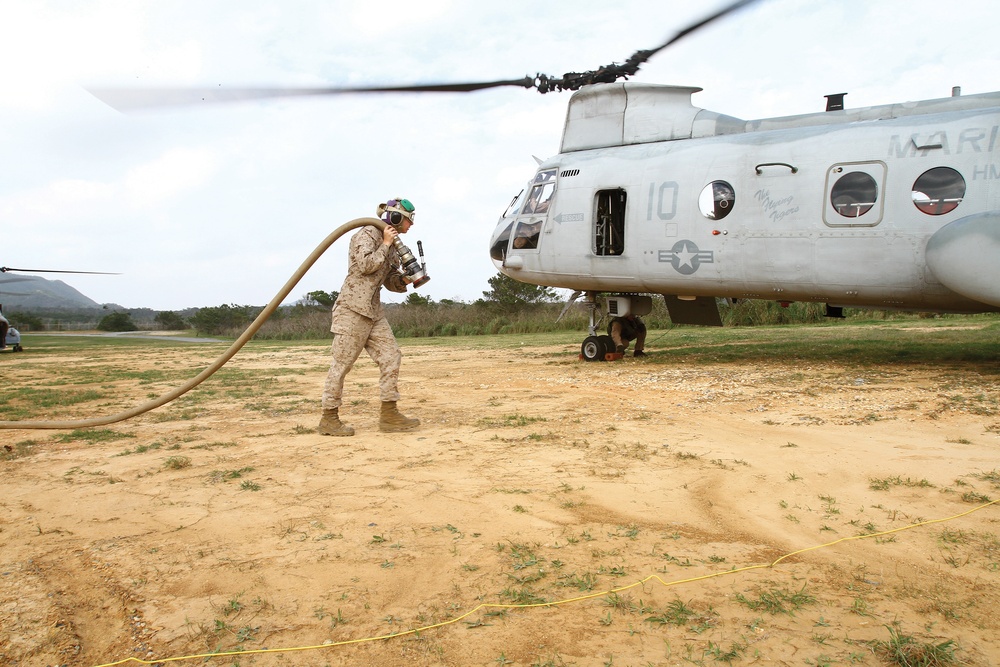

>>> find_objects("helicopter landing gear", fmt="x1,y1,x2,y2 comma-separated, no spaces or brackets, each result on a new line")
579,293,616,361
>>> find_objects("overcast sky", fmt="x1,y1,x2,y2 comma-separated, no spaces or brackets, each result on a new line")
1,0,997,311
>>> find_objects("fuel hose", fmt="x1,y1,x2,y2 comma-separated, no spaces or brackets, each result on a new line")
0,217,386,431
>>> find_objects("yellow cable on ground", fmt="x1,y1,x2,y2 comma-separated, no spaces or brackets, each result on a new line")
90,498,998,667
0,217,385,431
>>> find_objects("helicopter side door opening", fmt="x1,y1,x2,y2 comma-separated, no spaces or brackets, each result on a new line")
594,188,626,256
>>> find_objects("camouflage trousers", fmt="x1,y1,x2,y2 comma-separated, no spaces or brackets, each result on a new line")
321,308,402,410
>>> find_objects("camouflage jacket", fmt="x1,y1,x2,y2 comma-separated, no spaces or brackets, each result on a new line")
333,225,407,321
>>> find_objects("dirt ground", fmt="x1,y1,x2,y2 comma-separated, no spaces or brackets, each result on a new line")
1,332,998,667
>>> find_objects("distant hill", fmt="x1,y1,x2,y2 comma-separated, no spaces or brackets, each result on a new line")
0,274,103,310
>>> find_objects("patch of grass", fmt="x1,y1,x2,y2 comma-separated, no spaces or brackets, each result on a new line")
208,467,255,483
0,387,106,418
477,414,547,428
705,639,747,663
115,441,163,456
163,455,192,470
646,599,696,627
602,592,636,613
735,585,816,616
55,428,136,443
557,572,596,591
191,441,240,450
872,625,958,666
869,475,934,491
499,586,546,605
960,490,992,504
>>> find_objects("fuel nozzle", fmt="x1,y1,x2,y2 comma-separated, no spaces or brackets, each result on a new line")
391,235,430,288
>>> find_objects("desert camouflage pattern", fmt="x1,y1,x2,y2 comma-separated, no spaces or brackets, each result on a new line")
322,225,408,410
322,308,401,409
331,226,407,322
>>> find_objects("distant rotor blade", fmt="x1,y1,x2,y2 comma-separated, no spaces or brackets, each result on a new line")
87,77,535,111
0,266,120,275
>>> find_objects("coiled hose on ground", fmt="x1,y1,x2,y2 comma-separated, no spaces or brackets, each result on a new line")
0,217,385,431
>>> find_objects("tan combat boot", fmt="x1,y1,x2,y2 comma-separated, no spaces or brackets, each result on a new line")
317,408,354,436
379,401,420,432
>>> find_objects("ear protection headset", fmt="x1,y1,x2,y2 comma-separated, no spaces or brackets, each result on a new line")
377,198,416,227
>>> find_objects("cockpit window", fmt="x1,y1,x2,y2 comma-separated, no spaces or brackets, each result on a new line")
512,221,541,250
523,182,554,215
523,169,557,215
533,168,556,185
502,189,526,219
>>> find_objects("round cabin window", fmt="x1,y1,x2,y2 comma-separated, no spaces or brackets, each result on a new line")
830,171,878,218
912,167,965,215
698,181,735,220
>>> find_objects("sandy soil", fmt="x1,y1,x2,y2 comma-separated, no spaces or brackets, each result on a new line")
0,334,998,667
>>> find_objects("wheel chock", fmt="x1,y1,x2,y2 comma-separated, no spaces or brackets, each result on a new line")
604,352,624,361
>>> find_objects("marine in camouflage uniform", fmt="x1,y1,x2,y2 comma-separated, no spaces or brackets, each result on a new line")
318,198,422,436
609,314,646,357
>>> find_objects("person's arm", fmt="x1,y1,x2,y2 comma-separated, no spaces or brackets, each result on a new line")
351,228,392,276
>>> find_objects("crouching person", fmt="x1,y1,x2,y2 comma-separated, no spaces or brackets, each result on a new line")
609,313,646,357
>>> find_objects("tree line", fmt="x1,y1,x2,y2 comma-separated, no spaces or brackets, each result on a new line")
9,273,950,338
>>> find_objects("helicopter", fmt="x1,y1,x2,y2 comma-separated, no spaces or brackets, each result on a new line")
0,304,20,352
0,266,120,353
79,0,998,358
489,82,1000,359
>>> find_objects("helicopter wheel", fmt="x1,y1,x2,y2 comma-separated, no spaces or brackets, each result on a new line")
597,335,616,357
14,344,22,352
581,336,605,362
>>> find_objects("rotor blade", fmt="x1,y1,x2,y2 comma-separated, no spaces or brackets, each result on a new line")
530,0,764,92
87,77,535,111
643,0,760,62
0,266,120,275
87,0,761,112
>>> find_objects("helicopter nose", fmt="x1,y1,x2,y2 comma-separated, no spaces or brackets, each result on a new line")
489,220,514,263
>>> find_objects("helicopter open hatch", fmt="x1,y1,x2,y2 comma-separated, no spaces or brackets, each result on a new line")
595,189,626,256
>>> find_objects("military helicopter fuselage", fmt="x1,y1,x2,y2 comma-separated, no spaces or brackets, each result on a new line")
490,83,1000,354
